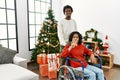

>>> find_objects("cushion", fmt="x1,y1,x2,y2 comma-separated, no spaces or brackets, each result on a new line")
0,64,39,80
69,66,84,78
0,47,17,64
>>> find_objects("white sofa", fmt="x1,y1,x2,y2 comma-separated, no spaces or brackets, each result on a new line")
13,55,27,68
0,55,39,80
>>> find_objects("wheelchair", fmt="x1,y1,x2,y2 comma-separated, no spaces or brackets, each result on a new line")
58,55,106,80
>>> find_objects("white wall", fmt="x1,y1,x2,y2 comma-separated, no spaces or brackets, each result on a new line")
52,0,62,21
58,0,120,65
16,0,31,62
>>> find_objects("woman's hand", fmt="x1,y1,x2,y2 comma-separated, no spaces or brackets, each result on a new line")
90,54,97,63
68,38,78,51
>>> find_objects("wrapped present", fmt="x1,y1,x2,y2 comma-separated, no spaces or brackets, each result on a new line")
37,54,48,64
48,54,57,71
39,64,48,76
37,55,43,64
48,70,57,79
56,53,60,70
48,54,57,79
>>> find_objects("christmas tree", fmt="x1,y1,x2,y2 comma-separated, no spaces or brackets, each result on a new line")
31,9,60,61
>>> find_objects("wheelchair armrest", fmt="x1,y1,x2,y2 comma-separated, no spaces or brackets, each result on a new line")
66,57,82,62
66,57,84,71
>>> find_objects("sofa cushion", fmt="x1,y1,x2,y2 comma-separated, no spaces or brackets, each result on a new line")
0,64,39,80
0,47,17,64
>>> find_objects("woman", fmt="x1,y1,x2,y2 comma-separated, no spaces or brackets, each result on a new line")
62,31,104,80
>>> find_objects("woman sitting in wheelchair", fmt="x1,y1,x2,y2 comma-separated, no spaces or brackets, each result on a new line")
61,31,104,80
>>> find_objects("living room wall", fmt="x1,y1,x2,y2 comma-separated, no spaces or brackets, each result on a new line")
16,0,30,61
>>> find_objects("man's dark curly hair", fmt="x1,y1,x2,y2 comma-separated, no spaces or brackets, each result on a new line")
63,5,73,14
69,31,82,44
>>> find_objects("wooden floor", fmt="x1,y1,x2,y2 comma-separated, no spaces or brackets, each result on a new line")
27,62,120,80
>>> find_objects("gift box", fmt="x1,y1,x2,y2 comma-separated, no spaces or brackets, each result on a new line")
48,70,57,79
39,64,48,76
56,53,60,70
48,54,57,79
37,55,43,64
37,54,48,64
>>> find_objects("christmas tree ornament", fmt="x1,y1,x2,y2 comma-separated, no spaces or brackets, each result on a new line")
42,49,45,53
40,40,44,43
42,29,45,32
54,24,57,29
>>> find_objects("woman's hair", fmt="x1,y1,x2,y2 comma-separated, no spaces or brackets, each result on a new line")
63,5,73,14
69,31,82,44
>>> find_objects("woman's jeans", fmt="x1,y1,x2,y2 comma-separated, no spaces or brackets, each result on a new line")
76,65,104,80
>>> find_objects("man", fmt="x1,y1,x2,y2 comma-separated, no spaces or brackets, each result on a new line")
57,5,77,65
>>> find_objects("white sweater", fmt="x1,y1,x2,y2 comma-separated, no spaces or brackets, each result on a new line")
57,18,77,46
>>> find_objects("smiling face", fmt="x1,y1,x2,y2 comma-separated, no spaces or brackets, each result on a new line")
64,8,72,18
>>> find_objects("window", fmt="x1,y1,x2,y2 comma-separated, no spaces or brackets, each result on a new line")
27,0,51,50
0,0,18,51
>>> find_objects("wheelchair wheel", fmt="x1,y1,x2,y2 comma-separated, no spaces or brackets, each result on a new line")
58,65,76,80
